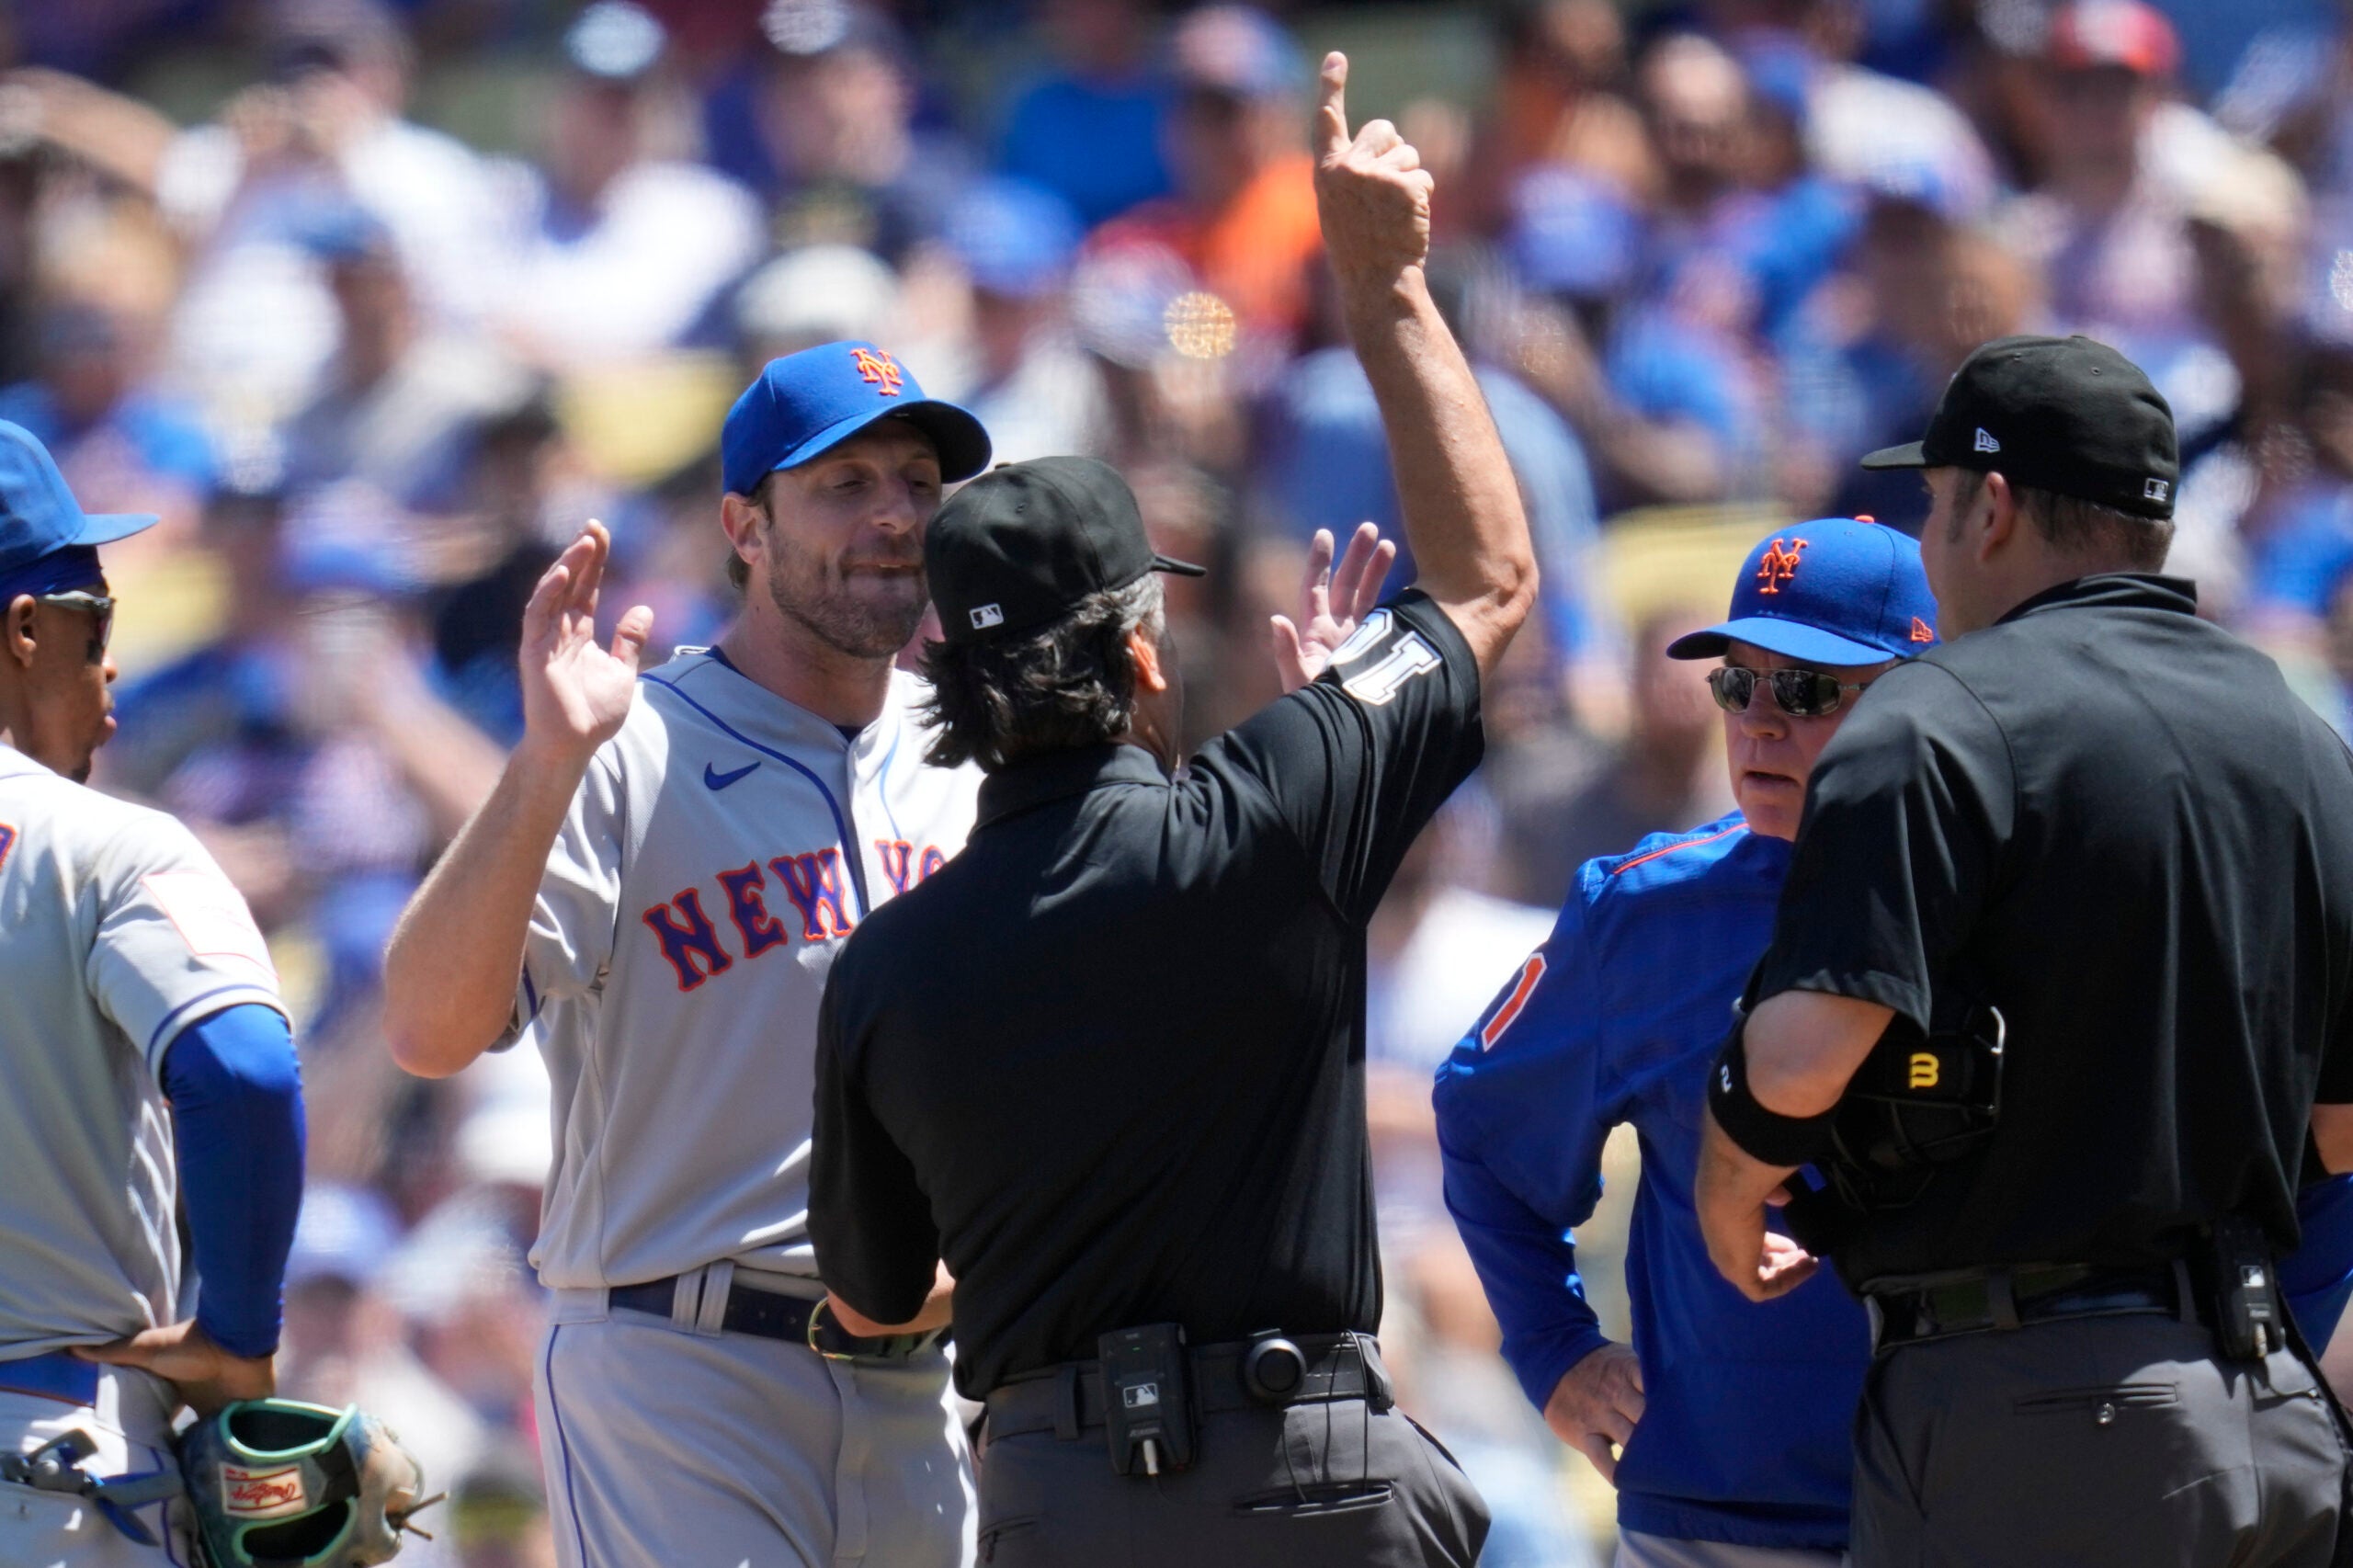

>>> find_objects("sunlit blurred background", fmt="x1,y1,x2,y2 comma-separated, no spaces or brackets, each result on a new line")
15,0,2353,1558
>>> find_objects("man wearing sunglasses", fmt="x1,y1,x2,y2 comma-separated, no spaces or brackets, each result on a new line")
1438,513,2353,1567
1433,517,1921,1568
0,419,305,1562
1696,335,2353,1565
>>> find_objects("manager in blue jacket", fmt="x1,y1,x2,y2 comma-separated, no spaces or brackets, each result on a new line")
1436,517,2353,1568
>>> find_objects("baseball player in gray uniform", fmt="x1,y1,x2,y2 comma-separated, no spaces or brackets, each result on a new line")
0,420,305,1563
381,343,997,1568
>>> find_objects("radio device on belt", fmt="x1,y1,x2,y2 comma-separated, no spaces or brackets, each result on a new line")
2197,1214,2284,1361
1099,1324,1197,1477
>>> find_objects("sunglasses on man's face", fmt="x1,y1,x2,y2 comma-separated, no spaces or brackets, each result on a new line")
1707,664,1871,719
34,590,115,663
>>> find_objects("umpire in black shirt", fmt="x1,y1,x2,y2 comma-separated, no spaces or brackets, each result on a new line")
805,52,1527,1568
1695,333,2353,1566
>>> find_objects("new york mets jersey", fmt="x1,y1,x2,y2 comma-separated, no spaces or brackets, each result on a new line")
0,740,285,1356
512,649,980,1291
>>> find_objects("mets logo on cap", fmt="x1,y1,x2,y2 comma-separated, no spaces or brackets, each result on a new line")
1756,538,1809,595
850,347,904,396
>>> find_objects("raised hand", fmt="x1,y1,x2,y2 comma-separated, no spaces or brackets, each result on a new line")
1313,51,1435,290
1270,522,1398,693
518,521,654,767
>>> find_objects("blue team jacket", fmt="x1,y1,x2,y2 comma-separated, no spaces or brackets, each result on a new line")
1435,812,2353,1552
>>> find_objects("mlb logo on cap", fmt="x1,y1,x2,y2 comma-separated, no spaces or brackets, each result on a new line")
970,604,1005,631
1665,517,1938,665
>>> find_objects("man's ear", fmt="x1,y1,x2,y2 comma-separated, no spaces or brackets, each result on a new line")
1126,624,1169,694
4,595,35,670
1975,471,2019,563
720,492,766,575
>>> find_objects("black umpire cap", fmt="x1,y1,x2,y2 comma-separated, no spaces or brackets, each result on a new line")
1861,335,2179,520
926,457,1205,644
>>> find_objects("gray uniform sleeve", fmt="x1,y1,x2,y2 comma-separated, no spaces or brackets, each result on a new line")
506,747,628,1040
85,815,286,1077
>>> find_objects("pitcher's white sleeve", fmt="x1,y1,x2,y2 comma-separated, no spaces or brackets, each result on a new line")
83,812,286,1078
506,747,628,1040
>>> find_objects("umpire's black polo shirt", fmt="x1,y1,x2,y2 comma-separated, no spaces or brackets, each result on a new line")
810,591,1482,1398
1755,574,2353,1290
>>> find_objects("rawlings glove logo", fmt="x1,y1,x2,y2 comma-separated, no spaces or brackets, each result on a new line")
222,1462,308,1519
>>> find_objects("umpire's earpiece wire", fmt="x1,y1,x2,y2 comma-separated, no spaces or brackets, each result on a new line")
1358,1338,1371,1494
1322,1357,1336,1490
1280,1409,1310,1504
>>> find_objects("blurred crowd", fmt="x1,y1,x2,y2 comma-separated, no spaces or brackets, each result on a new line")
14,0,2353,1559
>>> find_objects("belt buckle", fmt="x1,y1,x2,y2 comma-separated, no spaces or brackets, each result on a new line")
805,1297,929,1360
805,1296,860,1362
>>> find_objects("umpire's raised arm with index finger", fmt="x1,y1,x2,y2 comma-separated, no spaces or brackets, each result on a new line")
805,50,1531,1568
1309,51,1536,680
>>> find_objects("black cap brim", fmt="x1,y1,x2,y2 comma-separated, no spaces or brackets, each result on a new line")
1151,552,1206,578
1858,440,1928,470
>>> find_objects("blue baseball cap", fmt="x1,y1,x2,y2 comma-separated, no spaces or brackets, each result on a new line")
1507,167,1643,301
1666,517,1938,665
1171,5,1308,99
947,177,1084,300
720,342,990,497
0,420,156,599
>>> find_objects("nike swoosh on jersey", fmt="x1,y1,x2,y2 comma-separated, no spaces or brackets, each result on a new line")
704,760,761,790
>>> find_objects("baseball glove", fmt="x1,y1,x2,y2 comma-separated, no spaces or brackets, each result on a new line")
179,1398,438,1568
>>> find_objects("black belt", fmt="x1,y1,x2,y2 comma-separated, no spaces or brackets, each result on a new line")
1865,1263,2192,1351
984,1333,1391,1441
608,1275,934,1358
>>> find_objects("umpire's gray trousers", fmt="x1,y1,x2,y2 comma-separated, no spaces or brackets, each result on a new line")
1852,1313,2346,1567
975,1398,1488,1567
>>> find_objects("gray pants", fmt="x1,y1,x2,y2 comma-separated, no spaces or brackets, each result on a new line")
975,1399,1488,1567
1615,1530,1844,1567
1853,1313,2347,1567
536,1291,974,1568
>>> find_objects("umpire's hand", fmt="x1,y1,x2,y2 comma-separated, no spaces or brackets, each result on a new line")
1313,51,1433,290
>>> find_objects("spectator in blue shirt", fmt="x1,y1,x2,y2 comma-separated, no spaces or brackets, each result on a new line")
1436,518,2353,1567
996,0,1174,226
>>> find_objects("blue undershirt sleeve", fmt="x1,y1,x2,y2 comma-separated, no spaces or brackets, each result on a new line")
160,1003,304,1359
1433,893,1623,1414
1439,1120,1608,1411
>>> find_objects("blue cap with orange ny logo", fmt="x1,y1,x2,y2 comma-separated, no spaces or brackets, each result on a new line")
1665,517,1938,665
719,341,992,497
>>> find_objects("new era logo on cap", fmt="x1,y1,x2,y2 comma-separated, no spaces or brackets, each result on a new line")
970,604,1005,631
1974,427,2001,453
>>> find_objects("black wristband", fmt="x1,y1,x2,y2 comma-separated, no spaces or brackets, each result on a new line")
1707,1017,1840,1167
